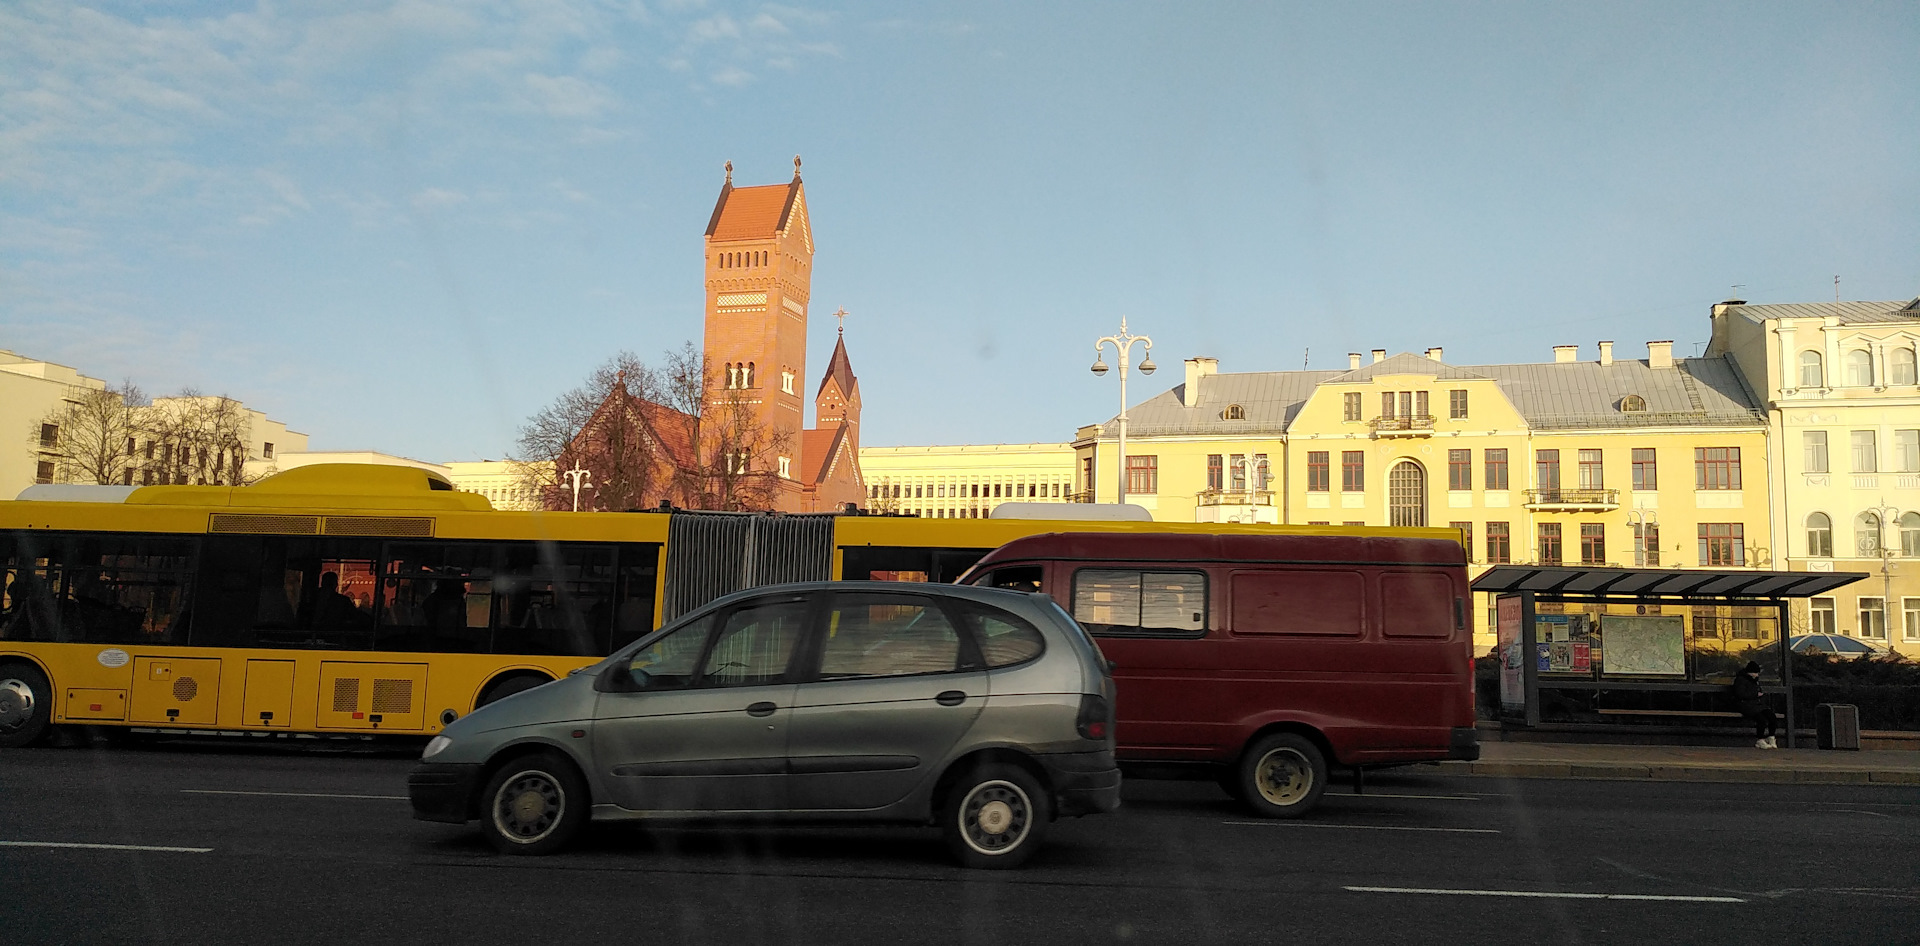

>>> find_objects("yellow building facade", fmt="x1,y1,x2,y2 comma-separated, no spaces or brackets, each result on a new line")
857,443,1077,518
1708,297,1920,655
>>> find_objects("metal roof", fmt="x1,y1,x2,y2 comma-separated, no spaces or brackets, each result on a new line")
1471,565,1869,600
1721,299,1920,326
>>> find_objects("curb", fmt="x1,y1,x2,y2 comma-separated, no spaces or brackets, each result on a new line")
1430,760,1920,785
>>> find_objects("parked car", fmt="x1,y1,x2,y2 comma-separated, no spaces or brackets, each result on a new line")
1789,633,1891,656
409,581,1119,868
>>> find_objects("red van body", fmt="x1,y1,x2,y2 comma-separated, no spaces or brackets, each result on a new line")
958,531,1478,813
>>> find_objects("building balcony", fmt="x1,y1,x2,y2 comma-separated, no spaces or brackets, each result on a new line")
1524,488,1620,511
1196,489,1276,508
1369,414,1435,438
1066,490,1096,504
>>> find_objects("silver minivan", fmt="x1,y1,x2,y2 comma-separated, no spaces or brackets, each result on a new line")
409,581,1119,868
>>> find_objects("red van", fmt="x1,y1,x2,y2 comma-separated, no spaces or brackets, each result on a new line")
958,531,1478,817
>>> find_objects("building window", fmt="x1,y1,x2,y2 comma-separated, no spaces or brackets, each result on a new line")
1631,448,1657,490
1634,523,1661,566
1484,449,1508,490
1127,456,1158,495
1307,452,1330,492
1081,457,1093,492
1580,523,1606,565
1694,447,1741,490
1619,395,1647,412
1447,449,1471,491
1343,393,1362,421
1207,454,1223,491
1535,449,1561,491
1902,512,1920,556
1537,523,1562,565
1803,431,1828,473
1798,350,1824,388
1858,597,1887,640
782,370,795,395
1809,597,1836,633
1415,391,1429,418
1380,392,1395,418
1341,451,1364,492
1388,461,1426,527
1252,453,1272,490
1577,449,1604,490
1449,389,1468,419
39,423,58,448
1849,431,1877,473
1896,430,1919,472
1892,347,1917,385
1698,523,1745,566
1222,404,1246,420
1228,454,1247,492
1486,522,1511,564
1451,521,1474,561
1806,512,1833,558
35,460,55,484
1903,597,1920,642
1845,349,1873,386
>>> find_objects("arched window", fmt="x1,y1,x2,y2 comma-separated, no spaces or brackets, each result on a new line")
1856,512,1883,556
1619,394,1647,412
725,362,737,388
745,362,755,387
1221,404,1246,420
1806,512,1832,558
1902,512,1920,557
1845,349,1874,386
1798,350,1823,388
1388,460,1427,527
1892,347,1917,385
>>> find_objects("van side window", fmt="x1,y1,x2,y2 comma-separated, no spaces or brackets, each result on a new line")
979,565,1043,593
1072,568,1207,638
965,607,1046,667
1231,569,1363,637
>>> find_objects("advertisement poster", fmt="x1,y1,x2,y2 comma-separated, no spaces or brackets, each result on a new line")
1537,613,1596,674
1497,595,1523,709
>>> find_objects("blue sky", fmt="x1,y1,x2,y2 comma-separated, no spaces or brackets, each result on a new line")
4,1,1915,461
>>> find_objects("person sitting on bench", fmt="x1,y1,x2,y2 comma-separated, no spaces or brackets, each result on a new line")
1731,660,1777,749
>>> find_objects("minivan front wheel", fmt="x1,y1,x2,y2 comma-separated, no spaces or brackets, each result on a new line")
1236,733,1327,818
480,752,588,855
942,763,1050,869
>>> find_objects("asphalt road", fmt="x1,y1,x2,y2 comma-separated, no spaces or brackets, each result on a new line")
2,740,1916,946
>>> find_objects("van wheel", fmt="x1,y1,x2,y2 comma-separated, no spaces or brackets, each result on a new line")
942,763,1050,869
1236,733,1327,818
0,663,52,749
480,752,588,855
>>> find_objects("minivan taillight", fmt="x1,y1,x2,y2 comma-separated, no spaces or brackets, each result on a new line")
1076,692,1113,741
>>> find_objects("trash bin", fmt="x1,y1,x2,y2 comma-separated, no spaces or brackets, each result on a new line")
1815,703,1860,751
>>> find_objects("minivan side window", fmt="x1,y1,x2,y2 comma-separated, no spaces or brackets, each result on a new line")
965,607,1046,667
1072,568,1207,638
701,599,808,687
817,594,964,679
626,614,714,689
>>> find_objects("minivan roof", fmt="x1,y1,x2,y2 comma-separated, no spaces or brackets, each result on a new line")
962,531,1467,573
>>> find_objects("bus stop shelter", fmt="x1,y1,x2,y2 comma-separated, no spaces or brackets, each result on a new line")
1471,565,1869,747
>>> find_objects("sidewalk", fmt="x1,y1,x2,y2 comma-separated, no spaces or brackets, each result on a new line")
1432,741,1920,785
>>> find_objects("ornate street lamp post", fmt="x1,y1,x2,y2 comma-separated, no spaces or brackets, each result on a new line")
562,464,592,512
1091,319,1155,503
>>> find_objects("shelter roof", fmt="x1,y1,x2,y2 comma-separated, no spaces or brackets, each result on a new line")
1471,565,1869,600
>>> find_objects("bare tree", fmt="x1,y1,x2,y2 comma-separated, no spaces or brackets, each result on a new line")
144,391,254,486
31,381,147,485
512,352,684,511
660,343,794,511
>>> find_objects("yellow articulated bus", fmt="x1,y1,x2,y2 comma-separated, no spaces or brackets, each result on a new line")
0,464,1452,747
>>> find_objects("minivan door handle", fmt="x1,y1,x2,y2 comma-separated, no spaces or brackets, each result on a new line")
745,701,778,717
935,690,968,706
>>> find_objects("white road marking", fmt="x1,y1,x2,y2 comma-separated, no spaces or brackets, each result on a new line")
1224,821,1498,834
1344,885,1744,903
0,841,211,854
181,789,406,800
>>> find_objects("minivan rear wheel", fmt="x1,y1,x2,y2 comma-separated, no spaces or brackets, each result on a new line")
942,763,1050,869
1235,733,1327,818
479,752,588,855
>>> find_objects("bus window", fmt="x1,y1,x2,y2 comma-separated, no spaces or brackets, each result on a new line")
191,536,378,649
841,546,988,583
0,533,195,645
492,543,616,657
611,550,661,652
379,543,495,653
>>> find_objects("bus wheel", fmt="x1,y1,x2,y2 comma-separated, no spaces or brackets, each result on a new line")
476,673,549,708
1236,733,1327,818
0,663,52,749
480,752,588,855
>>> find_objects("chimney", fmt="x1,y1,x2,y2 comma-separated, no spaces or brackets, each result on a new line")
1425,347,1444,362
1553,345,1578,363
1598,341,1614,366
1647,340,1674,369
1348,352,1362,370
1371,349,1386,364
1182,357,1218,407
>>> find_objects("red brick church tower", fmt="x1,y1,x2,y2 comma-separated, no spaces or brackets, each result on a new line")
702,158,863,511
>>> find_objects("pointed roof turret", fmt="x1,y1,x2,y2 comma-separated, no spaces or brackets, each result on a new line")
817,330,857,401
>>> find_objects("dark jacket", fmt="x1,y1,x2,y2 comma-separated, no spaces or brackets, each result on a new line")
1731,672,1764,708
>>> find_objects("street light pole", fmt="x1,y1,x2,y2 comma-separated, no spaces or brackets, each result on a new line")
1862,500,1902,641
1626,508,1658,567
562,464,592,512
1091,318,1155,503
1231,452,1270,523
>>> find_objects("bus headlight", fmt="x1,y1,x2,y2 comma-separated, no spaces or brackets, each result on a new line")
422,735,453,760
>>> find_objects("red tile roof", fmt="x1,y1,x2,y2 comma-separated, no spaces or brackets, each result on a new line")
706,181,802,241
815,333,857,401
801,423,847,486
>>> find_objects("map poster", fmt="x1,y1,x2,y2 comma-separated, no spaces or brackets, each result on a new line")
1600,614,1687,677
